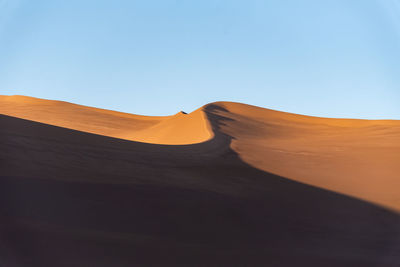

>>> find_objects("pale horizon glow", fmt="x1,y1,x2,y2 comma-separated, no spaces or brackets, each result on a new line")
1,0,399,119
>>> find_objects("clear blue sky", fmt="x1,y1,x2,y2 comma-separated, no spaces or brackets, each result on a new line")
1,0,399,119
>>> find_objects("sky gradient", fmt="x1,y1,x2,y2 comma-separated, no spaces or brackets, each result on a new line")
1,0,399,119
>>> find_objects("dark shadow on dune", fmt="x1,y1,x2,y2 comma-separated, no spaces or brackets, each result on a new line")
0,113,399,267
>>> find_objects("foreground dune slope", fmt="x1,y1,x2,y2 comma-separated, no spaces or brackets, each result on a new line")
1,96,400,266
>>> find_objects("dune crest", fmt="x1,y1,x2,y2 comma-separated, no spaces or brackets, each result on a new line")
124,108,213,145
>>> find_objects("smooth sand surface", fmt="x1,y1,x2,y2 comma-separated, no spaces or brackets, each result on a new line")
1,95,400,266
0,95,212,144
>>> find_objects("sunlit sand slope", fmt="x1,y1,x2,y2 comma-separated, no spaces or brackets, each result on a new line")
0,95,212,145
208,102,400,211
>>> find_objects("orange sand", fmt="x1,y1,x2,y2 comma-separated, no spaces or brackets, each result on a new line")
1,95,399,266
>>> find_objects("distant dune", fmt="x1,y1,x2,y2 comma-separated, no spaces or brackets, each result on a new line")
1,95,399,266
0,95,212,144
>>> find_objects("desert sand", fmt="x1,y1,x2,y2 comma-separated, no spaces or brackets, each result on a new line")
1,95,399,266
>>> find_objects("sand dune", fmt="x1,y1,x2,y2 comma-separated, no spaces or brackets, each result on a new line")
208,102,400,212
125,109,212,144
0,95,212,145
1,95,400,266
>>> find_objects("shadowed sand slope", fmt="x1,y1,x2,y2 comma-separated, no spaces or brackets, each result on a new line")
1,96,400,266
